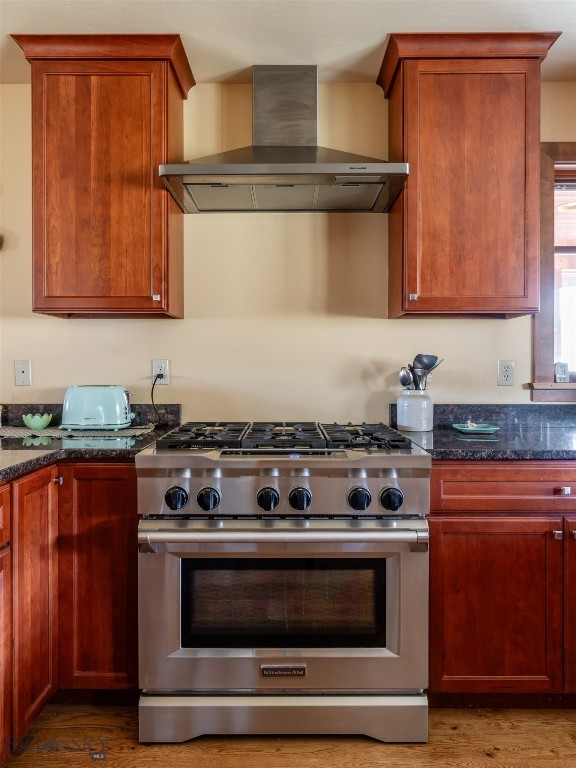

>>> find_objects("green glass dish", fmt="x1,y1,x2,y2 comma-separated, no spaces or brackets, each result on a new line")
452,423,500,434
22,413,53,430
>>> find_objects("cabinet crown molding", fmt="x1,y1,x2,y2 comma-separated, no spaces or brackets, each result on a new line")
378,32,561,96
11,33,195,97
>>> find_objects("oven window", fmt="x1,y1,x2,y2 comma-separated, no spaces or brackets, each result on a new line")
180,558,386,648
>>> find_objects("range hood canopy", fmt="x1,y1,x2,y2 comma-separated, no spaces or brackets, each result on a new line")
160,65,408,214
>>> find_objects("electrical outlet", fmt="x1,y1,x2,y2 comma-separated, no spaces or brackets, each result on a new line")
15,359,32,386
152,359,169,385
497,359,515,386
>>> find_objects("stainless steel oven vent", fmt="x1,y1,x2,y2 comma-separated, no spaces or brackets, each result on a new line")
160,65,408,214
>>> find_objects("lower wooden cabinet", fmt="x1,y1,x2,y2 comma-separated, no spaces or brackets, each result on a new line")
565,515,576,692
0,485,10,765
429,461,576,695
429,514,563,693
0,545,11,766
57,463,138,688
11,466,59,744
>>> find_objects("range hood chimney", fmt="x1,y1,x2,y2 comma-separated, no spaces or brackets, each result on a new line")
160,65,408,213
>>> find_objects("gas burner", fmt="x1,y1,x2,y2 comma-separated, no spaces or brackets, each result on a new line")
155,422,250,449
242,422,327,449
321,422,412,451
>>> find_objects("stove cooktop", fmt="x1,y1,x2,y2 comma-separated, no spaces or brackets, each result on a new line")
155,422,412,452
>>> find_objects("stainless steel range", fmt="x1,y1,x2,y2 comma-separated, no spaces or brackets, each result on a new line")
136,422,431,743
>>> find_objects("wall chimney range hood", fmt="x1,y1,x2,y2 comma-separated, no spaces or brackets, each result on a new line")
160,65,408,213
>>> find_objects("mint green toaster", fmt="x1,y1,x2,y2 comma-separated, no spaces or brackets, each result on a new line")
60,385,134,430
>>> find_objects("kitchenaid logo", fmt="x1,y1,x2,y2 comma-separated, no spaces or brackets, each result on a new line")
261,665,307,678
349,166,367,170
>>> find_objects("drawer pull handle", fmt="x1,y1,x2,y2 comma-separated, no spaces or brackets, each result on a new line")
556,486,572,495
553,530,564,540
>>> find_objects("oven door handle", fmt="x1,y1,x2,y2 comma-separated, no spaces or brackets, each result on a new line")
138,528,429,547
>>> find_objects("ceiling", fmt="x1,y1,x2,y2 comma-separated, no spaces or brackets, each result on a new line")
1,0,575,85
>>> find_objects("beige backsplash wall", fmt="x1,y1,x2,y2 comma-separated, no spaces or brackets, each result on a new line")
1,81,575,421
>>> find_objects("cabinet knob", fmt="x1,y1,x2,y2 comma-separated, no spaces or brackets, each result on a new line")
409,293,419,301
53,476,64,485
556,486,572,495
553,530,564,540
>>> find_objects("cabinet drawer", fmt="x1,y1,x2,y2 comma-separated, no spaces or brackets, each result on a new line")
431,461,576,512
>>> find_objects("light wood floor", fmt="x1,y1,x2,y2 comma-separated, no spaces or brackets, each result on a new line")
5,705,576,767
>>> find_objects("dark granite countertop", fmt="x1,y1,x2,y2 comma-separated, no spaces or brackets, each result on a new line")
390,403,576,461
404,425,576,460
0,403,180,483
4,403,576,483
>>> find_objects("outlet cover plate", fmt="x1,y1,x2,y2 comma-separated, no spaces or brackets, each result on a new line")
152,359,169,385
497,359,515,386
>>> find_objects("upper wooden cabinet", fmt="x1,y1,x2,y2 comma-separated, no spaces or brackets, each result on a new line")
12,35,194,317
378,33,560,317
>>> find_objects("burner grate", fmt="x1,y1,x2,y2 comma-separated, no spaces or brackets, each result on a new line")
321,422,412,450
242,422,328,449
155,422,249,449
154,421,412,451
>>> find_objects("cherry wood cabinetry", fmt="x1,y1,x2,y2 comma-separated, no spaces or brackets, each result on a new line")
429,461,576,694
11,466,59,744
12,35,194,317
57,463,138,688
0,485,11,765
378,33,559,317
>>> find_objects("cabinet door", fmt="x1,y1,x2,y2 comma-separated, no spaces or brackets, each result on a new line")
12,466,59,743
0,485,11,764
58,464,138,688
30,59,183,317
0,545,11,765
399,58,541,316
429,515,563,693
565,515,576,692
0,483,9,547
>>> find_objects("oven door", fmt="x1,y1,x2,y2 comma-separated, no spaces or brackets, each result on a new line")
138,520,428,694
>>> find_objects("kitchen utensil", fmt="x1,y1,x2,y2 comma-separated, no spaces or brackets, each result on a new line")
22,413,52,430
411,367,428,390
412,358,444,390
399,367,414,388
426,358,444,373
407,364,419,388
413,354,439,370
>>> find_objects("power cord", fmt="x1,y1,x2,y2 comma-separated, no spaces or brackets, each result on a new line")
151,371,165,427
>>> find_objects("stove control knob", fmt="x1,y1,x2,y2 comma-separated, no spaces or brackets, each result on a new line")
164,486,189,510
257,487,280,512
348,486,372,511
379,487,404,511
197,487,221,511
289,487,312,511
